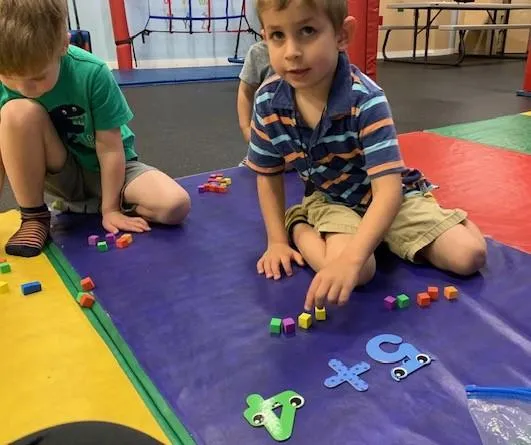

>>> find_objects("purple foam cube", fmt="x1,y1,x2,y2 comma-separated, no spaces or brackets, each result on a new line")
282,317,296,334
88,235,99,246
384,296,397,310
105,233,116,244
198,185,206,193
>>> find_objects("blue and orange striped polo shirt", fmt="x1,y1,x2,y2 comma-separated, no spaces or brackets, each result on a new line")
246,52,406,209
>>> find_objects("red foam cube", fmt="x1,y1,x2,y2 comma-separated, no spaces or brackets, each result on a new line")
417,292,431,307
427,286,439,300
79,293,95,308
80,277,95,291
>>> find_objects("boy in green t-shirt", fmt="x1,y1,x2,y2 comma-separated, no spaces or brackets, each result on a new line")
0,0,191,257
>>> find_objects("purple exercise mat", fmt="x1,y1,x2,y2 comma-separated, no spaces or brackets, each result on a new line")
51,167,531,445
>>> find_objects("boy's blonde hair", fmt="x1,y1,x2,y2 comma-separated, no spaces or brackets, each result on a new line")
256,0,348,32
0,0,68,76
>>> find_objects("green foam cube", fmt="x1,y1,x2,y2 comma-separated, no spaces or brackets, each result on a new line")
0,263,11,273
270,317,282,335
396,294,410,309
97,241,108,252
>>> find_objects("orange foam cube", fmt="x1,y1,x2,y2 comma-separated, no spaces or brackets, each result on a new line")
122,234,133,243
444,286,459,300
427,286,439,300
116,238,129,249
80,277,95,291
417,292,431,307
79,293,95,308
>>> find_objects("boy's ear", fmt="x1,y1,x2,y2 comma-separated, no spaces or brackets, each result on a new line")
62,32,70,54
337,16,356,51
260,28,266,40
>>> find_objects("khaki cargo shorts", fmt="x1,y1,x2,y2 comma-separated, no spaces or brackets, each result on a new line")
44,151,156,213
285,191,467,262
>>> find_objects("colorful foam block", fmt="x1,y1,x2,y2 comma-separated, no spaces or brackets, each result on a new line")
427,286,439,300
198,185,206,193
116,234,133,248
122,234,133,244
0,258,6,263
116,238,128,249
0,263,11,274
80,277,95,291
383,296,396,310
97,241,108,252
0,281,9,294
444,286,459,300
21,281,42,295
298,313,312,329
282,317,296,334
416,292,431,307
396,294,410,309
77,292,95,308
315,307,326,321
88,235,99,246
270,317,282,335
105,233,116,244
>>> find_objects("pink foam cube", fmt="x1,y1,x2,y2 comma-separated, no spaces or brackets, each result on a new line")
88,235,99,246
282,317,296,334
105,233,116,244
384,296,397,310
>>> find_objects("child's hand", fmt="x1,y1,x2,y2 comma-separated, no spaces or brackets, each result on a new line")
304,257,361,310
102,211,151,234
257,242,305,280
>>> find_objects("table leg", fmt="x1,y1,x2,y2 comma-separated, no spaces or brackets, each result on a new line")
489,10,498,56
424,8,432,61
413,9,419,60
500,9,511,55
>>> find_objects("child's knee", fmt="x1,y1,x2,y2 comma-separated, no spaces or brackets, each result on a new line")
358,255,376,285
0,99,47,131
157,188,191,225
450,240,487,276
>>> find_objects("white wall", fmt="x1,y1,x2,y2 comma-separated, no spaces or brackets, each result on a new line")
68,0,261,68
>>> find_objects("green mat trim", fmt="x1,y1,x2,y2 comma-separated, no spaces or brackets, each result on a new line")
427,114,531,155
45,242,196,445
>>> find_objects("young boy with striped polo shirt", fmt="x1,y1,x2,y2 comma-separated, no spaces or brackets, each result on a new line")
246,0,487,310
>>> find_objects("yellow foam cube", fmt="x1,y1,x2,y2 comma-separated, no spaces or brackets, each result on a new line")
0,281,8,294
298,312,312,329
315,306,326,321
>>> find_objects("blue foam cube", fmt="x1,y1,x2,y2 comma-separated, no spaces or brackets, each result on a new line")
21,281,42,295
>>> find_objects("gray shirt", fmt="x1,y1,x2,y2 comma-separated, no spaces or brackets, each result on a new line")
239,40,275,86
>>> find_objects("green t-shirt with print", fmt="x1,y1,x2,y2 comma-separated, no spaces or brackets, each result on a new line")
0,45,137,171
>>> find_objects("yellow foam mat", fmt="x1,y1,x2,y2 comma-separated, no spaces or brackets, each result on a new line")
0,210,168,444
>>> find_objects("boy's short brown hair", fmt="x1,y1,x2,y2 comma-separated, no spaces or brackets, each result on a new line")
0,0,68,76
256,0,348,32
